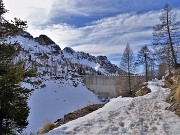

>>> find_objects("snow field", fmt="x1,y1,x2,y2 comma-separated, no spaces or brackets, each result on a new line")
24,80,102,133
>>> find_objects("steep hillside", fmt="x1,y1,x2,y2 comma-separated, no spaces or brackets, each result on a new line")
165,69,180,116
7,31,119,86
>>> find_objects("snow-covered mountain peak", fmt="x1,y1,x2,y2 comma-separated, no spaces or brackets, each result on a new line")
5,31,120,87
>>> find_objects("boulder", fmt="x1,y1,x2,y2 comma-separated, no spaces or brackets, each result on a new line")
135,86,151,96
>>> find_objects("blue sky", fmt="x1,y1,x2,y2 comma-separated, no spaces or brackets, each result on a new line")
4,0,180,66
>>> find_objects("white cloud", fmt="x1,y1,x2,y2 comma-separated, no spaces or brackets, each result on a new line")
4,0,180,27
3,0,180,65
4,0,53,25
50,0,121,17
28,11,165,57
3,0,122,26
28,24,83,49
28,8,180,62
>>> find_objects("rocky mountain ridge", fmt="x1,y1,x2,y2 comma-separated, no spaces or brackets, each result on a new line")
7,31,119,87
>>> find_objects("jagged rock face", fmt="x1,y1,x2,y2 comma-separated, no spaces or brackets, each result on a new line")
63,47,119,75
20,31,33,39
19,31,121,75
34,34,61,55
35,35,55,45
97,56,119,74
63,47,75,54
51,44,61,55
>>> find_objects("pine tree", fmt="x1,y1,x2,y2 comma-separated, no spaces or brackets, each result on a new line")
0,43,36,134
153,4,180,69
120,43,136,95
0,0,36,134
136,45,152,82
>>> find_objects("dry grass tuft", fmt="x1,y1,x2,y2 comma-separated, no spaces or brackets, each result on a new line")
165,69,180,117
174,85,180,103
55,104,104,126
39,122,56,134
163,80,172,88
175,109,180,116
166,90,176,103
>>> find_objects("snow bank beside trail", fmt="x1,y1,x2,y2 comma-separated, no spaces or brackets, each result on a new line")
46,79,180,135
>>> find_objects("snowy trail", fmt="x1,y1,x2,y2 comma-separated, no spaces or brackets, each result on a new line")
46,80,180,135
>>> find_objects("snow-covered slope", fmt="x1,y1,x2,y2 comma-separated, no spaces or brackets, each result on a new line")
5,32,121,133
63,47,119,75
25,80,101,133
46,79,180,135
7,32,119,82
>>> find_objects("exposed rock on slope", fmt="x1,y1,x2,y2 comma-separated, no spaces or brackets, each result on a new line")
135,86,151,96
35,34,55,45
63,47,119,75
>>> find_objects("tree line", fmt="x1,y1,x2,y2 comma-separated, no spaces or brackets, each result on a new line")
120,4,180,96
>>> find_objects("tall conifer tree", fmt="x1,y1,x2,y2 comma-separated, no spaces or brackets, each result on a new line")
0,0,36,134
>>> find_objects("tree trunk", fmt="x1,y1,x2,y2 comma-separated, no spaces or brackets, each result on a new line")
128,61,132,95
145,53,148,82
0,108,3,133
166,9,177,67
128,71,132,95
167,26,177,67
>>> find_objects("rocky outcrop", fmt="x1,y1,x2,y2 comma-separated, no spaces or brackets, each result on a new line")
63,47,119,75
20,31,33,39
63,47,75,54
97,56,118,74
135,87,151,96
34,35,61,55
35,34,55,45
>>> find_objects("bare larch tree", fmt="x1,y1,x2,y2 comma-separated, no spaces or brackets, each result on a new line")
153,4,180,70
136,45,153,82
120,43,136,95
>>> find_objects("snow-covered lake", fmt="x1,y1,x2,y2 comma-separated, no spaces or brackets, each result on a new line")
24,80,101,134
